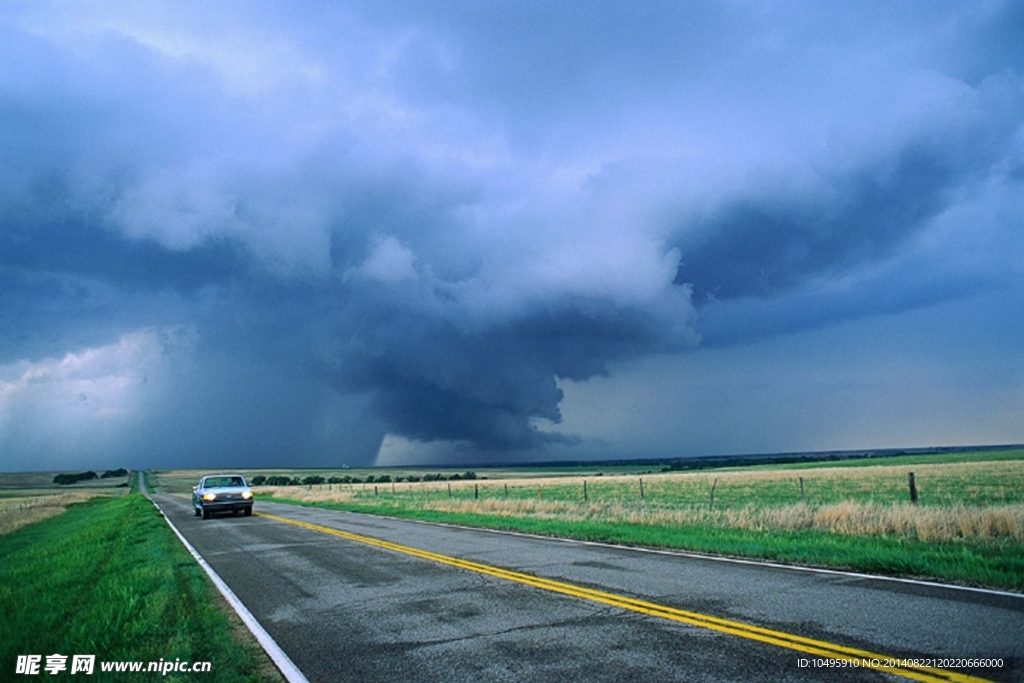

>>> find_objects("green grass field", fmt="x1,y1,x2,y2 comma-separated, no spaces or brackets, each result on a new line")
150,447,1024,592
0,491,281,682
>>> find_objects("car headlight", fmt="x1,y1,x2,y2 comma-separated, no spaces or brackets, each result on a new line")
202,493,217,501
242,491,253,499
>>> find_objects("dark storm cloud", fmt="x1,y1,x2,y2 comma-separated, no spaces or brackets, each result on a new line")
322,282,695,449
1,1,1022,470
677,144,958,301
1,218,249,296
674,67,1024,342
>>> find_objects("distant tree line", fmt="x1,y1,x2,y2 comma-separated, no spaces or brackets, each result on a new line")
53,468,129,485
249,471,478,486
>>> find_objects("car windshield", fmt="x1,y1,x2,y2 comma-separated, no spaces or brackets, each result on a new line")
204,476,244,488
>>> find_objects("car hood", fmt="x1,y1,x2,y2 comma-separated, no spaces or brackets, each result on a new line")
199,486,251,495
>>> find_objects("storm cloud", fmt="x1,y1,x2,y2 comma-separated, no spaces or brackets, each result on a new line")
1,1,1022,470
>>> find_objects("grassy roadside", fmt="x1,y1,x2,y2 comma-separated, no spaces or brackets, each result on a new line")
0,491,119,535
0,493,282,682
244,452,1024,593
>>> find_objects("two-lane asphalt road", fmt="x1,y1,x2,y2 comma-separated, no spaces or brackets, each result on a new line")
147,488,1023,682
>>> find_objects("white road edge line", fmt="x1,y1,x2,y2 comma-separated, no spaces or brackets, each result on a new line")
263,501,1024,602
142,481,309,683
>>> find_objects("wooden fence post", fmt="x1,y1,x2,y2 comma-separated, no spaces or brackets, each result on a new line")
584,480,588,502
474,484,479,500
448,483,452,498
799,477,805,504
504,483,508,498
639,478,645,501
710,478,718,510
908,472,918,505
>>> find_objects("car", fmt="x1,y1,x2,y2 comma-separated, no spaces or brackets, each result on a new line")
192,474,254,519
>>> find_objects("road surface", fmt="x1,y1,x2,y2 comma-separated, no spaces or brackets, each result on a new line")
145,483,1023,682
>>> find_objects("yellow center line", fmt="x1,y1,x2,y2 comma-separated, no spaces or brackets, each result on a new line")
255,511,994,683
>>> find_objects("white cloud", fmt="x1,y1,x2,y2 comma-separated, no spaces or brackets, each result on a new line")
0,327,197,465
11,0,325,97
349,235,418,284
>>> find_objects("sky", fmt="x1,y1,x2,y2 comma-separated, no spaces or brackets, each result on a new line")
1,1,1022,472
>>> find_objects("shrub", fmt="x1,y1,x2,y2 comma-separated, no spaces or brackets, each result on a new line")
52,472,98,486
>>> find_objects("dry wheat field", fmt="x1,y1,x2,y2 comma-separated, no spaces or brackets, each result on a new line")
0,472,129,536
